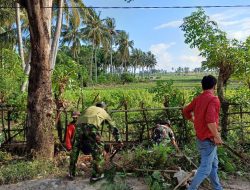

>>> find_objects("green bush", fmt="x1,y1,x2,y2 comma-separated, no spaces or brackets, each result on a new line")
145,171,171,190
97,74,121,84
217,147,237,173
121,73,136,84
0,160,59,185
0,49,25,105
0,151,12,162
123,144,175,170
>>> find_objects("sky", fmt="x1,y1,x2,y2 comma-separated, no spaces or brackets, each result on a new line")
84,0,250,71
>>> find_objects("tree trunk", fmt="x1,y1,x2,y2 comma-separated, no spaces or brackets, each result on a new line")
16,2,25,70
95,47,98,83
25,0,54,159
50,0,63,70
90,44,94,81
20,54,31,92
110,37,113,74
217,63,233,140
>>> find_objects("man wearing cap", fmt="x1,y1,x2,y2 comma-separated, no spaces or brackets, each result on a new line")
65,111,80,151
69,102,123,182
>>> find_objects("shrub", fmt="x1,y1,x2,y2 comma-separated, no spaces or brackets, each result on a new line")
0,160,59,185
145,171,171,190
0,151,12,162
122,144,175,170
121,73,135,84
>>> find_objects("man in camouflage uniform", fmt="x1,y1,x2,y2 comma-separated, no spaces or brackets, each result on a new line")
69,102,123,182
152,121,180,152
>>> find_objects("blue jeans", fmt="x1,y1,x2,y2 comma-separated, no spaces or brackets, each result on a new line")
188,139,223,190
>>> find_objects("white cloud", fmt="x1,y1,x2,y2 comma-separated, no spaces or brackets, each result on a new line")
210,9,250,41
149,43,175,70
154,20,182,30
210,9,250,23
178,55,204,69
228,29,250,40
149,43,204,71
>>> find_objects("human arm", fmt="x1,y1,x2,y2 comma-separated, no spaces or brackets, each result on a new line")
167,128,180,152
182,100,196,122
171,139,180,153
207,123,223,145
104,113,123,143
206,98,223,145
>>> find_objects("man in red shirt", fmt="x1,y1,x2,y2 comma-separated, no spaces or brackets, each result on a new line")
65,111,80,151
183,75,223,190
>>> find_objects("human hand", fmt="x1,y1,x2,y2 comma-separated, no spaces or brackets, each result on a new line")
96,135,101,143
116,141,124,149
213,136,223,145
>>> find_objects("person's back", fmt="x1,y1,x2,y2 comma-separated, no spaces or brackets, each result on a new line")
183,75,223,190
69,102,122,182
153,123,174,144
77,105,114,129
153,124,164,144
184,90,220,141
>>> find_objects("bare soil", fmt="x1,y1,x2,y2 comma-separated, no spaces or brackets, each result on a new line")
0,177,147,190
0,175,249,190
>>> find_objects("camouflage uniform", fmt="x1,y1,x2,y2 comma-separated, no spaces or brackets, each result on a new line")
69,106,121,178
153,124,175,145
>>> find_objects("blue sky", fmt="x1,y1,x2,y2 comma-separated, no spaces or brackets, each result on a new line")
84,0,250,71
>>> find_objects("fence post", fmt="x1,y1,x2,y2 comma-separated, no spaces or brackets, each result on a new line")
124,101,129,142
141,102,150,141
1,109,7,141
240,105,244,143
221,101,229,140
7,110,11,143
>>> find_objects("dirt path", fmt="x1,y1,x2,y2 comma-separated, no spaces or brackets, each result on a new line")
221,176,250,190
0,177,147,190
0,176,249,190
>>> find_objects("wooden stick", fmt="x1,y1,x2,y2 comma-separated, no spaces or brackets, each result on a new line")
223,143,249,164
173,171,194,190
179,151,198,168
223,143,244,159
111,161,179,173
134,168,179,173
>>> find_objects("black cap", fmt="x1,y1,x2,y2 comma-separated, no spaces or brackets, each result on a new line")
96,101,107,108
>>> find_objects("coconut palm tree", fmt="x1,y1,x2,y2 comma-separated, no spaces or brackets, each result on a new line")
130,48,143,76
145,51,157,75
115,31,134,73
61,20,84,59
82,9,110,82
51,0,92,69
104,17,117,74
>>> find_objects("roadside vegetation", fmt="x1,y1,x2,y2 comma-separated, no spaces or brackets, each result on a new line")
0,1,249,189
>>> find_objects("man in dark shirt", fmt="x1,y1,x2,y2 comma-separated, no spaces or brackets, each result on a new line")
183,75,223,190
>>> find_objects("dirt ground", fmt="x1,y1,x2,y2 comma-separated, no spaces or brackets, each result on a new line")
0,175,249,190
0,177,147,190
221,176,250,190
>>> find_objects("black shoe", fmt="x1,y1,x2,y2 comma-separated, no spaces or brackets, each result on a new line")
90,174,105,183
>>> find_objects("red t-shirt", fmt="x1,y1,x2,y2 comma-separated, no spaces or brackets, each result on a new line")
183,90,220,140
65,123,76,151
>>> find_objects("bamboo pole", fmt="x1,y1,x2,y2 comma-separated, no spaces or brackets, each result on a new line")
141,102,150,141
124,101,129,142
